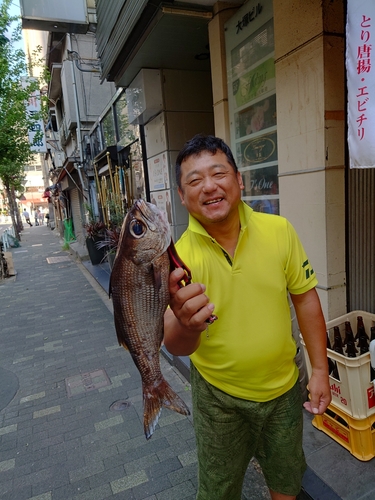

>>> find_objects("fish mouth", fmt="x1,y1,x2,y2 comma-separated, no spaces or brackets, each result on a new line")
134,199,158,231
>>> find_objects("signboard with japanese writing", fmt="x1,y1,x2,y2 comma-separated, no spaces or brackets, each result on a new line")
147,152,170,191
22,77,47,153
347,0,375,168
150,190,173,225
225,0,279,214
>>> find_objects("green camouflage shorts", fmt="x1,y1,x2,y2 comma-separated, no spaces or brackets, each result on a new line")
191,364,306,499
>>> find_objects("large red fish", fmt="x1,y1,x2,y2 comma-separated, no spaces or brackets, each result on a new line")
109,199,190,439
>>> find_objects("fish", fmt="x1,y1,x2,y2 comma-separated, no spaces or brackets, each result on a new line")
109,199,191,439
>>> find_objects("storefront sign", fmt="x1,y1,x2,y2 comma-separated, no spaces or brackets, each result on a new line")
235,3,263,34
147,152,170,191
233,58,275,107
150,190,173,225
241,132,277,164
225,0,278,214
347,0,375,168
22,78,47,153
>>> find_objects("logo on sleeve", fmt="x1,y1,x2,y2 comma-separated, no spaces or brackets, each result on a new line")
302,259,315,280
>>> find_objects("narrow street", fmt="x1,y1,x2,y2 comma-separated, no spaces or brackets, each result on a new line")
0,224,374,500
0,225,273,500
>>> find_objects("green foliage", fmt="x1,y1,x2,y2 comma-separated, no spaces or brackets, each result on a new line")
0,0,48,192
107,198,125,228
83,202,107,239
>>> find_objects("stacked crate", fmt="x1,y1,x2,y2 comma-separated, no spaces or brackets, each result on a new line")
301,310,375,461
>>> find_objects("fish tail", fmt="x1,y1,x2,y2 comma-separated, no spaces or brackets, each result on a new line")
143,379,190,439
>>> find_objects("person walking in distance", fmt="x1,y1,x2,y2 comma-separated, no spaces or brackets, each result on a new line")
38,210,44,226
34,209,39,226
22,209,33,227
164,135,331,500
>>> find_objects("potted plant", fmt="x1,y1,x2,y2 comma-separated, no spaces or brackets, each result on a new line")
83,204,108,265
84,220,108,265
96,226,121,270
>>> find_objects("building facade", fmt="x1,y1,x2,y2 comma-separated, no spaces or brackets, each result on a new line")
20,0,375,323
93,0,350,322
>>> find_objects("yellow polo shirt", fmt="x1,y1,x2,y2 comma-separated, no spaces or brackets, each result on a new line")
175,201,318,402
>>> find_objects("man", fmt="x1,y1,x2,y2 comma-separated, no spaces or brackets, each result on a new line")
34,209,39,226
164,135,331,500
22,208,33,227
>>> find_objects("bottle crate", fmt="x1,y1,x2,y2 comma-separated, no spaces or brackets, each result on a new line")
312,403,375,461
300,310,375,419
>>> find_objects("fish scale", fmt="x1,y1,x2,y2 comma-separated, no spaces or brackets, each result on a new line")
110,199,190,439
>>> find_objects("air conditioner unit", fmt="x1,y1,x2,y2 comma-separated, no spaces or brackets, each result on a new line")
54,152,65,168
126,69,163,125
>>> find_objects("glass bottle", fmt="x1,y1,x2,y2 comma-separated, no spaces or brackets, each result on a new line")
370,326,375,342
326,332,335,374
355,315,368,341
343,321,356,347
358,331,369,354
346,340,357,358
332,326,344,355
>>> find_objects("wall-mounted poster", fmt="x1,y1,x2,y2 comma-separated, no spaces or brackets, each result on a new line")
225,0,279,214
150,190,173,225
148,152,170,191
235,94,277,139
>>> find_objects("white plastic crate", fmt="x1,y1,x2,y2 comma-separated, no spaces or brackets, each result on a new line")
301,310,375,419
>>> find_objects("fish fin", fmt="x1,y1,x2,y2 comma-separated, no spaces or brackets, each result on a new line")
143,379,190,440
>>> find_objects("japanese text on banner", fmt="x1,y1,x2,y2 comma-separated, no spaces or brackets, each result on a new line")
347,0,375,168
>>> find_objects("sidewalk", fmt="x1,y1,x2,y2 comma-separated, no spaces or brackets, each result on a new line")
0,225,373,500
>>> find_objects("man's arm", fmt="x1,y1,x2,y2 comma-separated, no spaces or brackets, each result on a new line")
290,288,332,415
163,268,215,356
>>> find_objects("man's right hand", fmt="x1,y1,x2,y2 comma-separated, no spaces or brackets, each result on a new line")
163,269,215,356
169,268,215,331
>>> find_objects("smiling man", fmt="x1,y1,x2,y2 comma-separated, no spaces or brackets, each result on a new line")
164,135,331,500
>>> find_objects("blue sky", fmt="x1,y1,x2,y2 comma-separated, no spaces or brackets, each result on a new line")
8,0,20,16
5,0,24,51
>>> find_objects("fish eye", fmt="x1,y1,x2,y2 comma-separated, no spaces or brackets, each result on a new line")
130,219,146,238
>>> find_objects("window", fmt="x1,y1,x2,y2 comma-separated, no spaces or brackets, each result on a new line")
101,108,116,148
114,93,136,145
226,4,279,214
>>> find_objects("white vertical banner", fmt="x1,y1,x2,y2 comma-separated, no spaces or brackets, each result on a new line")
347,0,375,168
22,77,47,153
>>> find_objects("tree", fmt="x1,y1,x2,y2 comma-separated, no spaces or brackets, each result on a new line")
0,0,47,239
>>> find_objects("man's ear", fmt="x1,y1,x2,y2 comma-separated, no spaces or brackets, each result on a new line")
237,171,245,190
177,187,185,205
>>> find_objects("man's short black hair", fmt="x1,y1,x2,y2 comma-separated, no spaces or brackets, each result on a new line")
175,134,238,188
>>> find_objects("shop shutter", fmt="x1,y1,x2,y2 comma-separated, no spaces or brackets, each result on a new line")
347,168,375,313
70,188,84,242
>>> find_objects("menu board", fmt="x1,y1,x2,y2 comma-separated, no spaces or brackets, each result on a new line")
150,190,173,225
147,152,170,192
225,1,279,214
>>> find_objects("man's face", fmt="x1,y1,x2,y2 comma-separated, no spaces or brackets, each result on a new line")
178,150,244,229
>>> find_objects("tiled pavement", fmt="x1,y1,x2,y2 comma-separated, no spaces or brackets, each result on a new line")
0,225,271,500
0,225,198,500
0,224,374,500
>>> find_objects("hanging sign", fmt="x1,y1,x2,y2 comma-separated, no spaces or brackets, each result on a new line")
347,0,375,168
22,77,47,153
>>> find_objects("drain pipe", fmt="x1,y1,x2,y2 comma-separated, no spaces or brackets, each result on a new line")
67,34,84,167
